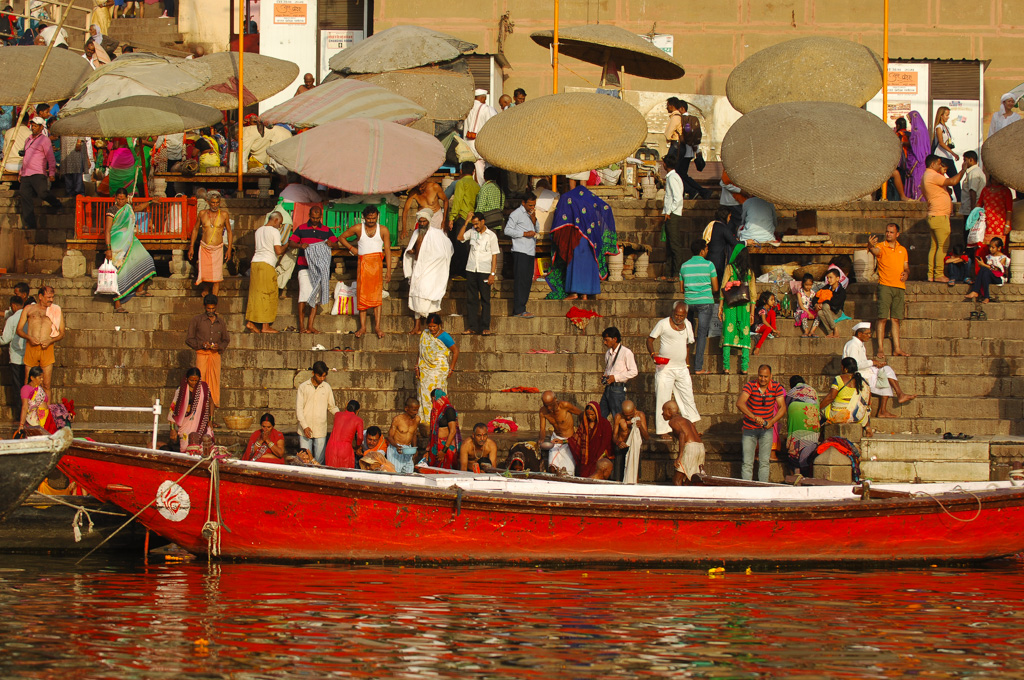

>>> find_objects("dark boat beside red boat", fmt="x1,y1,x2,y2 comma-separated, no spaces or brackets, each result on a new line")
58,438,1024,565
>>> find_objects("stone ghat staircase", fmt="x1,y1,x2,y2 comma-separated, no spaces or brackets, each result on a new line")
1,274,1021,482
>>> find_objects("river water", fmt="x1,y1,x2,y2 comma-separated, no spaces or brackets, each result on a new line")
2,556,1024,678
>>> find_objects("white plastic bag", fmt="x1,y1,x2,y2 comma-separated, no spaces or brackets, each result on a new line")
96,259,119,295
331,281,357,315
164,203,183,236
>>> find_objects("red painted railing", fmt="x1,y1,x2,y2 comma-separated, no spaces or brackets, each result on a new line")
74,196,198,241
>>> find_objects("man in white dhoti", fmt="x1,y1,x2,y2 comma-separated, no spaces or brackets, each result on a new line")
664,401,705,485
404,208,453,334
647,301,701,437
613,400,648,484
537,391,582,476
464,89,496,184
843,322,917,419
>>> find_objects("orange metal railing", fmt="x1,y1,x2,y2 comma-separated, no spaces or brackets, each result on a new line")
74,196,198,241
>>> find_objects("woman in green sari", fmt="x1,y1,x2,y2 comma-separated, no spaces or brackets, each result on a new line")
717,244,756,373
105,187,155,313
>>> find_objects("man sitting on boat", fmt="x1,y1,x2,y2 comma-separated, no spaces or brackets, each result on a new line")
663,400,706,485
460,422,498,473
537,391,582,475
385,397,420,474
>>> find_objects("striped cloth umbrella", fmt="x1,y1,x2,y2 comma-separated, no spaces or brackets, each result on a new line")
267,119,444,194
260,79,426,128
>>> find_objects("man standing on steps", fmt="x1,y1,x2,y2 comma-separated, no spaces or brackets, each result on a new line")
868,223,911,357
339,206,392,339
504,192,539,318
464,88,496,183
537,391,581,475
663,400,705,485
736,364,786,483
296,360,338,465
186,294,229,409
189,191,232,297
599,326,637,419
17,285,64,401
458,212,500,335
647,301,700,439
19,116,61,230
612,400,648,483
843,322,916,419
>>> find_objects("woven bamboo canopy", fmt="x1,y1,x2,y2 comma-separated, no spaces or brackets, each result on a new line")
50,96,222,137
721,101,900,209
347,67,475,122
981,120,1024,191
178,53,299,110
329,25,476,75
475,92,647,175
0,46,91,105
531,25,685,80
727,37,884,114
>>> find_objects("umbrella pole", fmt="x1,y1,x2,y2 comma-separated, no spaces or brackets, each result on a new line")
551,0,559,190
0,0,77,180
881,0,889,200
237,0,245,193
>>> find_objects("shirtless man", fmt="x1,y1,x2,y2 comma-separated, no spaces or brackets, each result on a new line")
612,400,649,482
295,73,316,96
17,285,64,400
460,422,498,472
401,180,447,239
385,397,420,473
663,401,705,486
189,191,232,297
537,391,581,474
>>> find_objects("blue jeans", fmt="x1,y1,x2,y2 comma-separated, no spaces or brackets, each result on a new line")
599,382,626,418
741,427,773,482
687,303,714,371
299,434,326,464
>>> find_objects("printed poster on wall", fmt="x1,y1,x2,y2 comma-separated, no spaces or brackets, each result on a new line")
933,99,981,158
273,0,307,25
320,30,363,80
866,63,930,128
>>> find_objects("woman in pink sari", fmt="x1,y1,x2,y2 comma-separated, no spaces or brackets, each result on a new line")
168,367,213,452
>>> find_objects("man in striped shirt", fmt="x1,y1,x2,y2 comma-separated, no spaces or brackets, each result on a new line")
679,239,718,374
736,364,786,482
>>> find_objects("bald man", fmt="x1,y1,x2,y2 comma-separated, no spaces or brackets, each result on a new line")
612,400,648,483
295,73,316,96
537,390,581,475
648,301,701,438
663,400,705,485
498,94,512,111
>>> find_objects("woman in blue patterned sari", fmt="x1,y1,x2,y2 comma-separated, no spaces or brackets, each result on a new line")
546,185,617,300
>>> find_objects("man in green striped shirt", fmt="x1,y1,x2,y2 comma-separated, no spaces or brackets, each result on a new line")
678,239,718,374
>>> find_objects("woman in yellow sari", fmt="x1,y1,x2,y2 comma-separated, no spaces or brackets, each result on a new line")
821,357,874,437
415,313,459,421
195,129,221,171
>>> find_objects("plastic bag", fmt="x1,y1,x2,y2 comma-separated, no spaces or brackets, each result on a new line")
164,203,183,236
331,281,357,315
96,259,119,295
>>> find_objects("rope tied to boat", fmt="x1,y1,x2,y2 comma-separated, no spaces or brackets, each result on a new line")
42,494,126,543
201,457,224,560
76,450,220,565
911,485,983,523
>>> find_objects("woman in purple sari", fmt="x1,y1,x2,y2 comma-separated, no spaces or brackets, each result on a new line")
904,110,931,201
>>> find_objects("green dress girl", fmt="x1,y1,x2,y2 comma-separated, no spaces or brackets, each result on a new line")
718,244,756,373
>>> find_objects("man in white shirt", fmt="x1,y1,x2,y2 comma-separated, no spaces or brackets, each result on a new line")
599,326,638,419
1,295,27,418
647,301,701,437
842,322,916,419
660,153,685,280
458,212,500,335
295,360,339,464
464,88,496,184
738,196,779,245
988,92,1021,138
959,151,985,216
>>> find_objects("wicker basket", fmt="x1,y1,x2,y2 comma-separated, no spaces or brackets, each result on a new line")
223,415,253,431
793,263,829,280
759,261,800,277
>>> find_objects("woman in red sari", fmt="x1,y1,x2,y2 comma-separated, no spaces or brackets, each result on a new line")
243,413,285,464
568,401,614,479
975,177,1013,274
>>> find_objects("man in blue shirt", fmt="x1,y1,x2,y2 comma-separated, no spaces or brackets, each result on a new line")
679,239,718,374
503,193,538,318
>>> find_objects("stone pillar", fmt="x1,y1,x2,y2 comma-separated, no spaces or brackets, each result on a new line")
607,248,623,281
1011,249,1024,285
813,449,853,483
61,249,86,278
169,249,192,279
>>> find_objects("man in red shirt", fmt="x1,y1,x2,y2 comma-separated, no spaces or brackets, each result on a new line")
736,364,786,482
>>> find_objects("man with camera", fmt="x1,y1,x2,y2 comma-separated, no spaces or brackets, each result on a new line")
19,116,61,230
599,326,637,420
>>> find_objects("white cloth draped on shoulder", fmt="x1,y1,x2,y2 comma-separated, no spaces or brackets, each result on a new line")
405,217,453,318
622,416,643,484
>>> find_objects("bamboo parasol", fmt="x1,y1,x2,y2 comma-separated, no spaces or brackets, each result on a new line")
530,24,685,82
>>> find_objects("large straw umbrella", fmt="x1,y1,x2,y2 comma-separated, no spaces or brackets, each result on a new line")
267,119,444,194
62,55,213,115
178,53,299,110
0,46,91,105
981,120,1024,191
328,25,476,75
261,79,426,128
530,24,685,85
474,92,647,175
50,96,223,138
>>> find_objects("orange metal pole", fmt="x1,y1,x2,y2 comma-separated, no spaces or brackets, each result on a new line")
237,0,245,193
551,0,559,189
881,0,889,200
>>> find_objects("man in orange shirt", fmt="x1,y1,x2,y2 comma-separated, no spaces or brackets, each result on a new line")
921,154,965,282
868,223,910,357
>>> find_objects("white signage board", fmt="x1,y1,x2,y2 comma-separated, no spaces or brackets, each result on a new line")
933,98,981,159
640,33,674,57
320,30,363,81
866,62,930,128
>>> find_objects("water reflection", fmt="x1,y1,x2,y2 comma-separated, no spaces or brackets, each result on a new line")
1,557,1024,678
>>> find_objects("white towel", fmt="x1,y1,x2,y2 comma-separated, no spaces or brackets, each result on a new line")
623,416,643,484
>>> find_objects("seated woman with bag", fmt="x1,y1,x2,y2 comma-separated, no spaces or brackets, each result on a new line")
820,357,874,438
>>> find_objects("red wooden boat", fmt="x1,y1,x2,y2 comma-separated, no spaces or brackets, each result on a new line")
59,439,1024,565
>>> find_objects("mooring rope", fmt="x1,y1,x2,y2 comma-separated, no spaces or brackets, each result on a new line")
43,494,126,543
201,458,224,560
911,485,983,523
